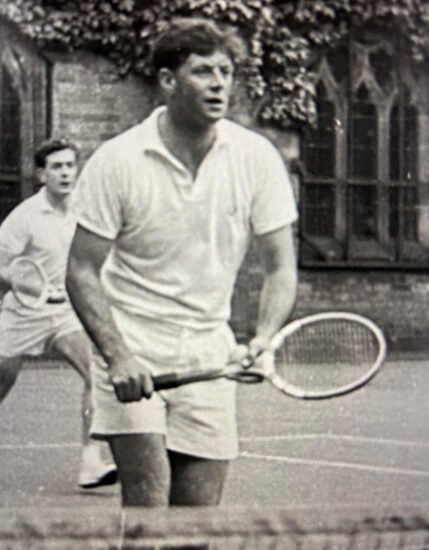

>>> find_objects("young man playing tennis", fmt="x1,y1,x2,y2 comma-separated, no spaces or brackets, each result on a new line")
66,18,298,507
0,138,116,489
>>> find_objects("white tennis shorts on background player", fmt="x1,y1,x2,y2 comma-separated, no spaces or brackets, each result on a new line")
0,303,83,357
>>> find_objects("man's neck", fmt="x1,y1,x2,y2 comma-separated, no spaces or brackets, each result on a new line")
44,189,70,213
159,110,218,179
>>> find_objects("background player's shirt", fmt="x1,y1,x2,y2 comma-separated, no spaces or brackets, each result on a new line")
0,187,76,311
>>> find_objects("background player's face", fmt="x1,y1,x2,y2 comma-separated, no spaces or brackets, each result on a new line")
40,148,78,200
169,50,234,126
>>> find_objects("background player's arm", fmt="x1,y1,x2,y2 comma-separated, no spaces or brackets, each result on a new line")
66,225,153,402
0,249,14,294
0,210,28,294
248,223,297,355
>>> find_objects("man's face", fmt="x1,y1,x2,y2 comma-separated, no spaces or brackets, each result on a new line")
39,148,78,199
169,50,234,125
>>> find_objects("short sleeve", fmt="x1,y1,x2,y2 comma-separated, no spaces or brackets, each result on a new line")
73,144,125,240
0,205,29,256
250,139,298,235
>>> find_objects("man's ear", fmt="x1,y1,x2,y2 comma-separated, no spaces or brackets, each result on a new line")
158,68,176,95
35,167,46,185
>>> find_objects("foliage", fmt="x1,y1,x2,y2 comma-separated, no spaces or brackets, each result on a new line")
0,0,428,128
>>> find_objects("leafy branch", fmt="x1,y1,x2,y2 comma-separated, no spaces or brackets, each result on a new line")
0,0,427,128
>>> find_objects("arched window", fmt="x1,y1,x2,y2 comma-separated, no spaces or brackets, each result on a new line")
0,23,49,224
0,63,21,220
300,31,429,267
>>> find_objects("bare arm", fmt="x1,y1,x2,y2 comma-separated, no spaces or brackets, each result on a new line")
0,249,13,294
249,224,297,354
66,225,153,401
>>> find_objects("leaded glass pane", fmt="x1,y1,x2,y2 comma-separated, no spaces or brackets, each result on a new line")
350,185,377,237
302,184,335,236
349,85,377,179
0,66,20,174
303,83,335,178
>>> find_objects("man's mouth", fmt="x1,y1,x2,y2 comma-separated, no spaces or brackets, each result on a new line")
205,98,224,106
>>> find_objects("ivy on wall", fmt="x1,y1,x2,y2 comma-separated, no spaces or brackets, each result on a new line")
0,0,428,128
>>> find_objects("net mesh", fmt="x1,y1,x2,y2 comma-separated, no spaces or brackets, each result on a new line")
2,506,428,549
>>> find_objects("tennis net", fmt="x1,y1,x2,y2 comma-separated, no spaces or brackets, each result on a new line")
1,505,429,549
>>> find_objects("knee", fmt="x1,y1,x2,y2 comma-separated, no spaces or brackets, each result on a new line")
120,471,170,507
108,434,170,507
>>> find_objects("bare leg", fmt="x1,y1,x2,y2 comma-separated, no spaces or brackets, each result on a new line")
51,331,116,486
0,356,22,402
50,331,92,444
108,433,170,507
169,450,229,506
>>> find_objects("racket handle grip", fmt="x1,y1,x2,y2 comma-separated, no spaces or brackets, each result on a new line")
152,369,221,391
153,373,183,391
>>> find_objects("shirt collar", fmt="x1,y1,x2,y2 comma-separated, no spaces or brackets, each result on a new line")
37,187,57,213
138,106,230,162
37,186,70,214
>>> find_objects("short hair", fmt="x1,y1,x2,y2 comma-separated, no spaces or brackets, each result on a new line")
34,138,78,168
151,18,246,73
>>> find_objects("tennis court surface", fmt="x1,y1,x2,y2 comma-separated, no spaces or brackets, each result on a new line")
1,357,428,548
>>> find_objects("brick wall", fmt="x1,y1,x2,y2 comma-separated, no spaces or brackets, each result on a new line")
48,50,429,356
48,50,156,165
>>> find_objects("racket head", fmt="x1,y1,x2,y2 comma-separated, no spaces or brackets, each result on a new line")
9,257,49,309
268,312,387,400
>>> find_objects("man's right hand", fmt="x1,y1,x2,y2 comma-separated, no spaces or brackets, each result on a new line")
109,355,154,403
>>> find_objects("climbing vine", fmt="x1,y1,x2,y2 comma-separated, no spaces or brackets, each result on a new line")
0,0,428,128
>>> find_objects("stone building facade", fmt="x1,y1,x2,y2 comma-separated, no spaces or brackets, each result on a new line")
0,19,428,356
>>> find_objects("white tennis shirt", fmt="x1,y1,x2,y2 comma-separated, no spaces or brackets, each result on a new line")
74,106,298,330
0,187,76,310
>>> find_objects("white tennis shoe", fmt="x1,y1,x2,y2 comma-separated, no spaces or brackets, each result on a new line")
78,441,117,489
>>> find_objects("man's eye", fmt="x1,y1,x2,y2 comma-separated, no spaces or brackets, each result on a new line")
194,68,211,75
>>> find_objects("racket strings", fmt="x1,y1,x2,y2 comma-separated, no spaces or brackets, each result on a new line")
10,258,47,308
274,320,380,394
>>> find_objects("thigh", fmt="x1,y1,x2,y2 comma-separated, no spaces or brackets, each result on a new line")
108,433,170,507
168,450,229,506
50,329,92,385
0,308,51,357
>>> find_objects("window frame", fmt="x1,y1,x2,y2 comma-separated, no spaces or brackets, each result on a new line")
0,23,49,224
299,31,429,270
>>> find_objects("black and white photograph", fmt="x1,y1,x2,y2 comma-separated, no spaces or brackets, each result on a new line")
0,1,428,548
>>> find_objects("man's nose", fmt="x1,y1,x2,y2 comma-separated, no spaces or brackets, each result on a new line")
210,69,226,88
61,165,73,176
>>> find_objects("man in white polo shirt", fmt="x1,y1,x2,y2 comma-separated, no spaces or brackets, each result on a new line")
66,18,298,507
0,138,116,489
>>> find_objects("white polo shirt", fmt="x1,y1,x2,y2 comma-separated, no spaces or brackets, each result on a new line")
0,187,76,310
74,106,297,330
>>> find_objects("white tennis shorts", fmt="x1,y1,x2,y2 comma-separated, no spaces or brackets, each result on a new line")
0,302,83,357
90,308,239,460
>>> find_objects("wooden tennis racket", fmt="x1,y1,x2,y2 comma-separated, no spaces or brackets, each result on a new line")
153,312,387,400
8,257,66,309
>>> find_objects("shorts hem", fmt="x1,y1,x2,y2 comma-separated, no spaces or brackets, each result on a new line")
166,443,239,461
90,429,166,440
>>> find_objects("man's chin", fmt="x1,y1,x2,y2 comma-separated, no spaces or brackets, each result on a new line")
203,110,227,123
